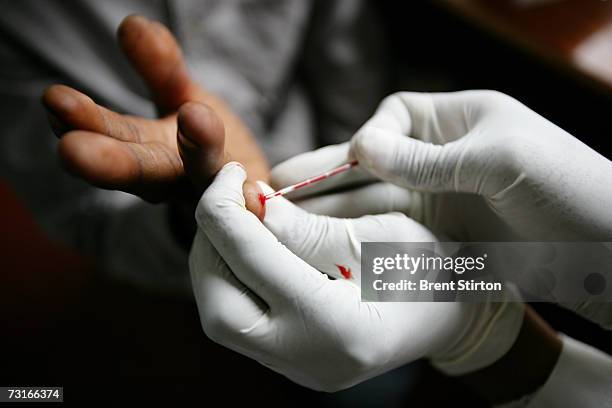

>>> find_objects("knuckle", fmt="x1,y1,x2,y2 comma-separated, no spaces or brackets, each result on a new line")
351,128,368,148
388,90,421,103
379,91,417,116
199,308,237,345
340,338,385,376
495,134,523,170
381,92,405,106
480,89,507,100
479,90,518,107
195,198,214,223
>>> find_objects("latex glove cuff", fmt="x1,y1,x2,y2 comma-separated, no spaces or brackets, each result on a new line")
432,285,525,376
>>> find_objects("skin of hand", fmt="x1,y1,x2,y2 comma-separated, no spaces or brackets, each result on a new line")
189,162,524,392
270,91,612,241
41,15,267,218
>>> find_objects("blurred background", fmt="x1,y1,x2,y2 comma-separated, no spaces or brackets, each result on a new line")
1,0,612,406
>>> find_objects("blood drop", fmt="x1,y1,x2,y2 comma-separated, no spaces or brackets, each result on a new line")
335,264,352,279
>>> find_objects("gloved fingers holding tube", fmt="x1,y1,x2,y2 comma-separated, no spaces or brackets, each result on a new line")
190,162,524,392
350,90,612,240
270,143,420,220
258,181,438,283
192,162,390,390
272,91,612,241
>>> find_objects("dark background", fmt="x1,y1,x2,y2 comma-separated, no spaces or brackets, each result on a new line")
1,1,611,406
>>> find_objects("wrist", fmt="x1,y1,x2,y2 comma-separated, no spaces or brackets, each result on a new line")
431,286,525,375
455,306,562,404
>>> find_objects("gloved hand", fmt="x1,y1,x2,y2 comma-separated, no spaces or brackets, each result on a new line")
189,162,524,391
270,90,612,328
271,91,612,241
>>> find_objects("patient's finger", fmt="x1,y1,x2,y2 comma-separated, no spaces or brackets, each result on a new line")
118,15,200,114
177,102,265,219
59,130,183,201
43,84,173,144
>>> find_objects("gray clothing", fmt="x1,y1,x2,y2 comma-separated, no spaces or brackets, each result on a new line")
0,0,386,295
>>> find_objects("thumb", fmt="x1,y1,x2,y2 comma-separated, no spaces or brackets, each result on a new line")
178,102,265,219
350,91,493,194
177,102,228,188
197,163,329,306
260,182,356,281
262,183,438,282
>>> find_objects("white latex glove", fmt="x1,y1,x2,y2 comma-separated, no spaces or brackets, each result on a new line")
189,162,524,391
271,90,612,241
270,91,612,327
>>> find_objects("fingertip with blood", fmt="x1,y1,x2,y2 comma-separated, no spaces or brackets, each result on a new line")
243,180,266,221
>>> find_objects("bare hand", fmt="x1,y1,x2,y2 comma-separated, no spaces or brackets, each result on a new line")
42,15,268,217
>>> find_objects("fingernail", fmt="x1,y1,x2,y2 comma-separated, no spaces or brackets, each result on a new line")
177,127,199,150
256,180,275,195
223,161,246,171
352,128,389,165
126,14,149,25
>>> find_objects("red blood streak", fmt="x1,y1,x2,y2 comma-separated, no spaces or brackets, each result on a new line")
258,193,266,207
292,173,327,189
264,160,359,200
336,264,352,279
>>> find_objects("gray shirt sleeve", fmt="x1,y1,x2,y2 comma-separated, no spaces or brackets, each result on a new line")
0,1,192,296
0,0,388,297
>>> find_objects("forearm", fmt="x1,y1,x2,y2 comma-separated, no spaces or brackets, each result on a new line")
456,306,562,404
525,335,612,407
